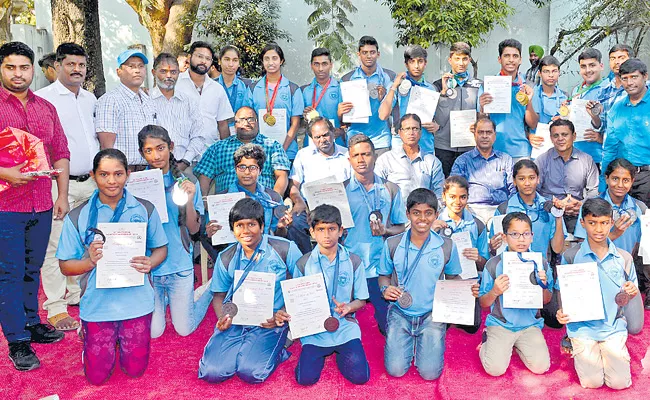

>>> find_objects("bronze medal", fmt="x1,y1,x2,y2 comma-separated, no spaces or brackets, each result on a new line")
222,302,238,318
397,291,413,308
588,103,603,116
516,91,529,106
615,291,630,307
324,316,340,332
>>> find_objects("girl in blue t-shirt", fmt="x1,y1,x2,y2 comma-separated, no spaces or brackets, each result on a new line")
57,149,168,385
137,125,213,338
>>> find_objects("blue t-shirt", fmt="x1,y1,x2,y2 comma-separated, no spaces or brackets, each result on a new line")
438,208,489,261
533,84,567,124
56,189,168,322
225,182,281,234
301,77,344,147
571,81,606,163
391,77,438,154
217,75,253,130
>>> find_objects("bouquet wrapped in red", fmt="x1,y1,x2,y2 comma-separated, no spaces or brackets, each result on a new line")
0,127,52,193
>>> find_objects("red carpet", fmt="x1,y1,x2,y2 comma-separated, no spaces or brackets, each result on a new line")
4,271,650,400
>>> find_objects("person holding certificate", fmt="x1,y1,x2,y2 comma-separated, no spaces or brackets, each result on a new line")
343,134,407,335
556,198,643,389
277,205,370,386
378,189,463,380
478,212,553,377
137,126,214,339
377,45,439,154
250,43,304,160
199,198,302,384
57,149,168,385
477,39,540,161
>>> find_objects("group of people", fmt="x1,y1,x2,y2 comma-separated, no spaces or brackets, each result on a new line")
0,32,648,392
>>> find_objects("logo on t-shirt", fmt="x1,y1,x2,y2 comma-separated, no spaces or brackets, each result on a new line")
130,214,146,223
329,92,338,100
267,260,284,273
428,253,441,267
338,271,351,287
280,93,289,102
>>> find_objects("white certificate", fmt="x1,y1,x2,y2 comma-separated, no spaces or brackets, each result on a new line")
483,76,512,114
640,213,650,264
405,86,440,122
530,122,552,159
340,80,371,123
557,262,605,322
452,231,478,279
450,110,477,147
258,108,288,144
281,274,331,339
126,169,168,223
95,222,146,289
206,192,246,245
431,279,477,325
502,251,543,309
303,182,355,228
569,99,592,141
491,215,507,255
231,270,276,326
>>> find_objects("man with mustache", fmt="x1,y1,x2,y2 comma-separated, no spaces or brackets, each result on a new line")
149,52,205,174
36,43,98,333
175,41,233,144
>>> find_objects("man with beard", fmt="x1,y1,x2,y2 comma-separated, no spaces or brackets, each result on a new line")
525,45,544,86
35,43,98,332
0,41,70,371
175,41,233,144
149,52,205,173
95,48,156,170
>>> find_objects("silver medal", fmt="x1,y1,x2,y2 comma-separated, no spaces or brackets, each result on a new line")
398,79,412,96
368,83,379,99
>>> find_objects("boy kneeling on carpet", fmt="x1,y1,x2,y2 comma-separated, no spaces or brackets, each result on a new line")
198,198,302,384
556,198,643,389
275,205,370,385
478,212,553,377
378,188,463,380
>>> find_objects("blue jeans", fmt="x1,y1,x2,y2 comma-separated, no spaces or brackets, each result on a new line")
151,270,213,338
384,305,447,380
295,338,370,385
367,277,388,335
286,212,313,254
0,210,52,343
198,324,290,384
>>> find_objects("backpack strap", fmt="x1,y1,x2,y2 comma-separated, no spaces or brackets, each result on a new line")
441,236,453,269
296,252,311,276
264,187,283,204
340,71,354,82
633,198,647,215
68,200,90,232
387,232,406,261
562,244,581,264
473,216,486,237
288,81,300,97
218,244,239,272
484,254,502,280
617,248,634,276
133,196,156,219
496,201,508,216
268,237,291,267
382,178,400,227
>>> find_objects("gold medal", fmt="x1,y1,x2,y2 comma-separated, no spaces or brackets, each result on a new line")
516,91,529,106
264,113,276,126
558,105,570,117
306,109,320,122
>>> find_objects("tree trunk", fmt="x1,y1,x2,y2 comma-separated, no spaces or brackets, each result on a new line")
0,0,13,45
51,0,106,97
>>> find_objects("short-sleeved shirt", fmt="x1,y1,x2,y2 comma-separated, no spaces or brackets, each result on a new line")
378,230,462,317
375,146,444,204
193,133,290,193
210,234,302,312
438,208,489,261
570,81,606,163
216,75,253,128
535,147,599,201
341,65,393,149
479,252,553,332
450,148,515,206
559,240,636,341
153,170,204,276
94,83,156,165
573,191,643,254
533,85,567,124
344,174,408,278
55,189,168,322
290,144,351,198
390,77,438,154
294,245,369,347
301,77,344,146
251,75,305,159
223,182,282,234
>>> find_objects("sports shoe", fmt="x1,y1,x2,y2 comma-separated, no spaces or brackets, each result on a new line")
26,323,64,344
8,342,40,371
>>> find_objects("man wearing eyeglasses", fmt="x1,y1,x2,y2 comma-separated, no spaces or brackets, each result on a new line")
194,106,291,197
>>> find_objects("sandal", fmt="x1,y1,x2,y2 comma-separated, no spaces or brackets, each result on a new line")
48,312,80,332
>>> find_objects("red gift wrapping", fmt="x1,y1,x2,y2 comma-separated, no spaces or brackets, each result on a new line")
0,127,51,192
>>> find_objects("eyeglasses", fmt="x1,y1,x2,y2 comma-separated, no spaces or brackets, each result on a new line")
399,127,421,133
476,130,495,137
236,164,260,173
506,232,533,239
235,117,257,124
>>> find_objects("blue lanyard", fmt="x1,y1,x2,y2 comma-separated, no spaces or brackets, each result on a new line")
516,194,548,223
517,252,548,289
236,183,281,208
316,247,340,315
400,230,431,288
223,243,263,303
219,76,238,110
84,191,128,246
600,191,633,214
355,176,381,213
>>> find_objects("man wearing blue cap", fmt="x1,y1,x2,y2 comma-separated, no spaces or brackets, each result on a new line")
95,48,156,170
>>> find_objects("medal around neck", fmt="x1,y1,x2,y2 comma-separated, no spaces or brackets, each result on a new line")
516,91,529,106
588,103,603,116
398,79,412,96
172,180,189,206
615,291,630,307
324,316,340,332
222,302,238,318
306,109,320,122
397,291,413,308
369,210,383,223
263,113,277,126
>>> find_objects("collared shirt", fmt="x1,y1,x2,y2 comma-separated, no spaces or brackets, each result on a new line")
290,144,351,198
56,189,168,322
224,182,281,233
570,81,606,163
175,71,234,144
0,87,70,212
479,252,553,332
193,134,290,193
574,191,643,254
35,80,98,176
94,83,156,165
378,230,462,317
492,193,567,255
533,84,567,124
375,145,444,204
602,89,650,171
560,240,637,341
390,77,438,154
342,65,393,149
149,86,206,163
599,77,627,136
535,147,599,201
450,148,515,206
438,208,489,260
477,73,541,158
251,74,305,159
432,77,482,152
295,245,369,347
216,75,253,118
211,234,302,312
301,77,344,146
153,170,204,276
344,174,408,278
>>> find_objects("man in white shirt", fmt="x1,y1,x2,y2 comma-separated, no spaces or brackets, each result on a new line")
174,41,233,145
35,43,98,331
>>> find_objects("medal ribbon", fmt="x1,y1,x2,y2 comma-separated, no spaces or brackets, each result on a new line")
236,183,282,209
317,246,341,316
569,78,603,101
452,71,469,87
499,70,523,87
312,78,331,109
517,252,548,289
405,74,426,87
223,243,263,303
84,190,128,246
265,75,282,117
400,230,431,288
